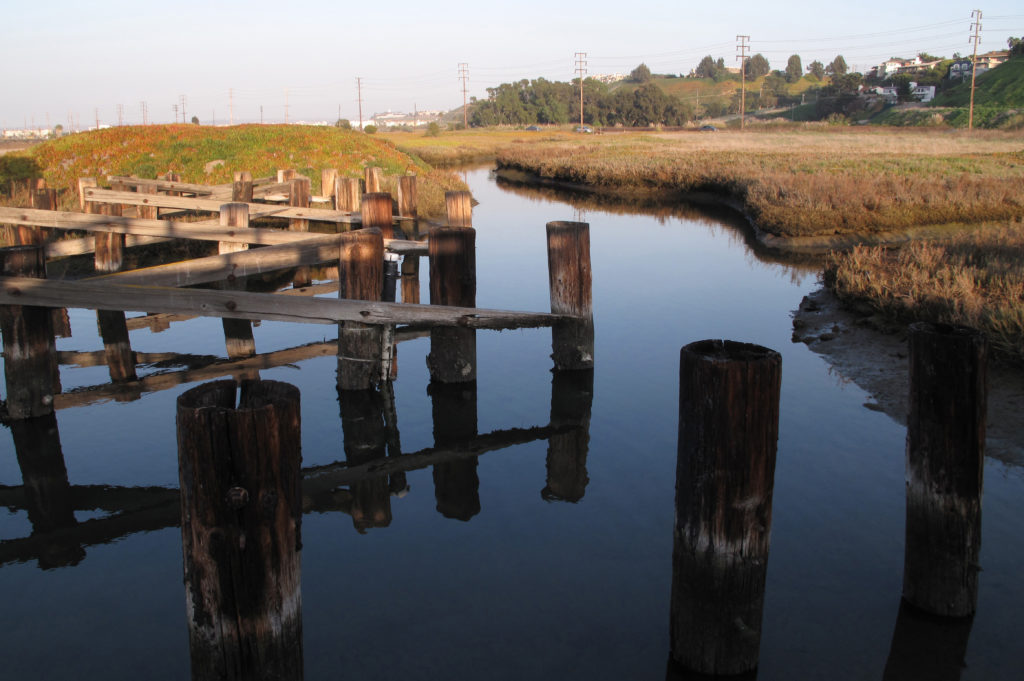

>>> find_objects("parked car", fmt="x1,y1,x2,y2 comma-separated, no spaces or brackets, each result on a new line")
525,125,541,131
699,124,718,132
574,125,594,133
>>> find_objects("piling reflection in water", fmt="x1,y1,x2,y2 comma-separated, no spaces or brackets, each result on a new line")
429,381,480,521
339,388,393,531
883,601,974,681
542,370,593,502
9,413,84,568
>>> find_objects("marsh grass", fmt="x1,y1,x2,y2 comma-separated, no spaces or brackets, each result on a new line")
826,220,1024,362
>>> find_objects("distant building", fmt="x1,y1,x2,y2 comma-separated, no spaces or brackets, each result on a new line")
948,51,1010,80
593,73,626,84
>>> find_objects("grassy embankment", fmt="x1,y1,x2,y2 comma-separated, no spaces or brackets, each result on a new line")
2,124,467,218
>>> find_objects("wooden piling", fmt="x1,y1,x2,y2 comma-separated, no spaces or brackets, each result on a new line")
671,339,782,675
89,201,125,274
364,166,382,193
164,171,181,197
542,370,593,502
426,227,476,383
219,203,255,359
96,309,137,382
29,188,57,243
546,221,594,371
176,379,303,681
400,255,420,304
77,177,98,211
903,322,987,617
0,246,59,419
430,382,480,520
361,192,394,240
398,175,418,235
445,191,472,228
334,177,361,213
232,171,253,203
337,228,387,391
137,184,159,220
321,168,338,203
276,168,296,183
287,177,310,232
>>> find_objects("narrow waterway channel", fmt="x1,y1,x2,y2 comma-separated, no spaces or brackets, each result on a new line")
1,166,1021,680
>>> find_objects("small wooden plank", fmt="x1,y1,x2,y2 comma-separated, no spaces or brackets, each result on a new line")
0,275,564,329
46,235,173,258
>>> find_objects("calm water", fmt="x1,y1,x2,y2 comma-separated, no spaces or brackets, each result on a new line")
1,167,1021,680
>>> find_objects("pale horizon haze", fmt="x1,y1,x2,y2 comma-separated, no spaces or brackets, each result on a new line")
2,1,1022,130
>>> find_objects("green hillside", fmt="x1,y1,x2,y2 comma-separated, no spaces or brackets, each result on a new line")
931,58,1024,107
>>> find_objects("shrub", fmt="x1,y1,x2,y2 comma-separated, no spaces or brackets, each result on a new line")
364,125,378,134
425,122,441,137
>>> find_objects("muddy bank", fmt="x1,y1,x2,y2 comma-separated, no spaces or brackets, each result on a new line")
792,286,1024,467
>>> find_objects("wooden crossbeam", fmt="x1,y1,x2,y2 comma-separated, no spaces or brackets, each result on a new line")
84,187,361,223
0,275,563,329
105,176,217,196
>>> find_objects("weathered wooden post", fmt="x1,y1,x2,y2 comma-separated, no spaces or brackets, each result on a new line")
10,413,85,568
88,201,125,274
338,388,392,531
219,203,255,360
398,175,418,235
400,255,420,304
671,339,782,676
177,379,303,681
542,369,593,502
287,177,310,232
903,322,987,617
277,168,296,183
29,187,57,243
232,171,253,203
430,382,480,520
0,245,59,419
77,177,97,211
364,166,383,193
164,171,181,197
337,228,387,391
137,183,159,220
426,226,476,383
361,192,394,240
334,177,361,213
321,168,338,203
445,191,472,228
546,221,594,371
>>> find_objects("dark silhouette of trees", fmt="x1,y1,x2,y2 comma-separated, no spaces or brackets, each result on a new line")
785,55,803,82
629,63,652,83
826,55,848,76
807,60,825,80
745,54,770,79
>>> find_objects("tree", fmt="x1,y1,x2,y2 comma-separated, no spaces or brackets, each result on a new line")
364,125,377,134
826,55,848,77
425,122,441,137
745,54,770,79
1009,37,1024,57
628,63,652,83
807,60,825,80
785,55,803,83
335,118,351,129
694,55,718,79
190,115,200,125
918,52,941,62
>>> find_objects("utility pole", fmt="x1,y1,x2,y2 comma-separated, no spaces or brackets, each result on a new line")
117,104,124,126
179,95,187,123
968,9,982,132
172,104,179,125
356,77,364,129
575,52,588,127
737,35,750,129
458,63,469,128
140,101,148,125
95,108,100,130
229,88,234,126
260,105,264,124
285,89,289,124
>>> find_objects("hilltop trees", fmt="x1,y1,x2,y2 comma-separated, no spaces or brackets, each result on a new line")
695,55,719,79
826,55,848,76
745,53,770,79
786,55,803,82
1010,37,1024,57
629,63,652,83
807,60,825,80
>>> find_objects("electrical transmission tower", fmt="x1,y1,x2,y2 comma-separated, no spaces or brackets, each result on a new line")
140,101,148,125
458,63,469,128
968,10,982,131
736,35,750,129
575,52,588,127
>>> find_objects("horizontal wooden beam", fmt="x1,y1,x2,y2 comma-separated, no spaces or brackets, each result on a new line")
106,175,217,195
0,275,563,329
45,235,172,258
85,187,362,223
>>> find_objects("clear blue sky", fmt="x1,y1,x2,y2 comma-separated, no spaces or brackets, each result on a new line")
3,1,1022,129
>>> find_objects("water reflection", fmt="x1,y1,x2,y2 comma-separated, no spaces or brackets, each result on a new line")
883,602,974,681
542,370,593,502
429,381,481,520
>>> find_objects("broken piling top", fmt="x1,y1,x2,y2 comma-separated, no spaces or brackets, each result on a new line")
546,221,594,370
